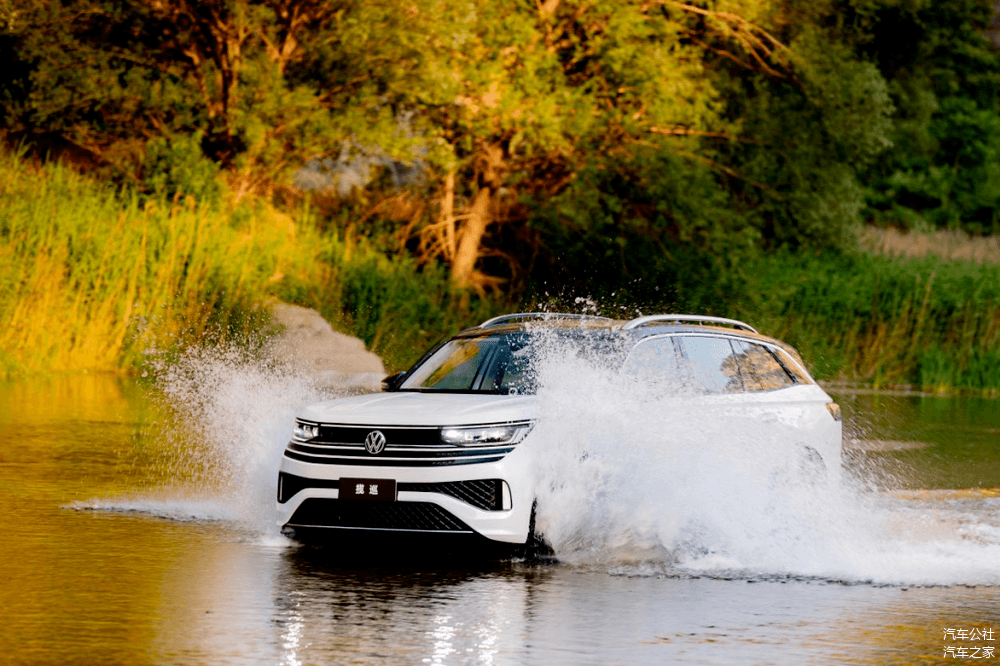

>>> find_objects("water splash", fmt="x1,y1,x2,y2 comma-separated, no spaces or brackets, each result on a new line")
78,340,357,538
526,345,1000,586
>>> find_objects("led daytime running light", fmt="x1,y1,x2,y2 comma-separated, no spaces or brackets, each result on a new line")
440,423,532,446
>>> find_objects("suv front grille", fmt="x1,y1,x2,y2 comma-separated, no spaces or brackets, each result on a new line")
278,472,504,511
284,423,525,467
286,498,473,533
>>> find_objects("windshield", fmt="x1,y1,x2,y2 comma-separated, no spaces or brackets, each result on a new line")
396,329,804,395
399,334,538,394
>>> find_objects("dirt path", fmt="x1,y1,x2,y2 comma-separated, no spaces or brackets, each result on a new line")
268,301,386,390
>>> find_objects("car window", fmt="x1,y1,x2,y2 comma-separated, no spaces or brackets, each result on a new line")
399,334,543,393
675,336,744,394
732,340,796,391
479,336,537,394
496,343,536,394
624,335,744,394
774,348,812,384
401,337,500,390
622,337,685,382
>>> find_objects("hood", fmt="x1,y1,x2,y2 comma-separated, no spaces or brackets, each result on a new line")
297,391,538,427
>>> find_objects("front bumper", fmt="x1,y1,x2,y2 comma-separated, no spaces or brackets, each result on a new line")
276,444,535,545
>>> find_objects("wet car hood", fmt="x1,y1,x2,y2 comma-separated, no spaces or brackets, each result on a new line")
297,391,539,427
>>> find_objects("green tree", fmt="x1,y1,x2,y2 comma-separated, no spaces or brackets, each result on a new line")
854,0,1000,234
392,0,806,289
0,0,427,199
428,1,725,287
4,0,972,294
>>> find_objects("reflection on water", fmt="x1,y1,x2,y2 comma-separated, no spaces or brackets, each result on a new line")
1,372,1000,664
837,389,1000,489
271,555,542,665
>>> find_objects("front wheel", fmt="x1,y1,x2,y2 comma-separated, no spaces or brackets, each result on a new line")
522,501,555,561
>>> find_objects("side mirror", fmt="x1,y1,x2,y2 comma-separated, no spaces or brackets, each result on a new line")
381,371,407,391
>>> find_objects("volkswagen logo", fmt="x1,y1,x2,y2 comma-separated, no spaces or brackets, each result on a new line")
364,430,387,455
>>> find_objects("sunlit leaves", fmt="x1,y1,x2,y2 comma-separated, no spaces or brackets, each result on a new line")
2,0,998,284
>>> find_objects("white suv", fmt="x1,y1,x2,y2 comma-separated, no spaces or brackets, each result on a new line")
276,313,842,554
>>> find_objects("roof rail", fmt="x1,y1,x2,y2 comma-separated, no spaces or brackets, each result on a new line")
478,312,612,329
622,314,758,333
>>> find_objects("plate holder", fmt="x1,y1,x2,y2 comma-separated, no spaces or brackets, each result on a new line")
340,477,397,501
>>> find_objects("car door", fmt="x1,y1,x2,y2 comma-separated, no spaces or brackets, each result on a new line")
623,334,840,472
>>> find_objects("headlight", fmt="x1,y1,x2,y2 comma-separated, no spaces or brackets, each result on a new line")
293,421,319,441
440,423,534,446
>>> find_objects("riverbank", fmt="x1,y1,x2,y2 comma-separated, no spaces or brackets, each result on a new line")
2,148,999,392
0,148,500,378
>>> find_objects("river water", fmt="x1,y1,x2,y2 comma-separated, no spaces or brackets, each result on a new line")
2,351,1000,665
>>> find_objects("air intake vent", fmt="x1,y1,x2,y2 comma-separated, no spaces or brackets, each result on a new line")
286,498,473,533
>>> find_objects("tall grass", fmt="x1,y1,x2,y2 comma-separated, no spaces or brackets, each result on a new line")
861,226,1000,264
736,251,1000,393
0,148,503,376
0,150,297,375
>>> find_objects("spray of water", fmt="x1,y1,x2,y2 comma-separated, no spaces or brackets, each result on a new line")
160,343,335,533
78,339,353,541
526,345,1000,585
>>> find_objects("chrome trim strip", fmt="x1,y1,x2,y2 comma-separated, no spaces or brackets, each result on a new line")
623,314,757,333
290,442,516,454
478,312,612,328
297,421,440,429
283,449,507,466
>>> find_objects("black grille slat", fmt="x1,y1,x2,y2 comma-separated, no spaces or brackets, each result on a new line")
278,473,338,503
288,421,530,467
289,442,514,459
287,498,472,532
316,425,441,446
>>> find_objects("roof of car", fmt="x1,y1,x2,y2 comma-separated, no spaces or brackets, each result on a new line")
458,312,807,365
469,312,760,335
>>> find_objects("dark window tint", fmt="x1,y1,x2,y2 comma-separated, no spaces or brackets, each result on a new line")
483,339,536,394
733,340,795,391
399,334,540,393
402,338,499,390
676,336,744,394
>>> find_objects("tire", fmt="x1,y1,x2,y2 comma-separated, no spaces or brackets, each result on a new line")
523,500,555,561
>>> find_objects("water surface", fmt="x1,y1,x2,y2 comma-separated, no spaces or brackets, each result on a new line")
2,368,999,665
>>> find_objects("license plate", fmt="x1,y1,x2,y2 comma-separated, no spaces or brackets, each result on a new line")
340,477,397,501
